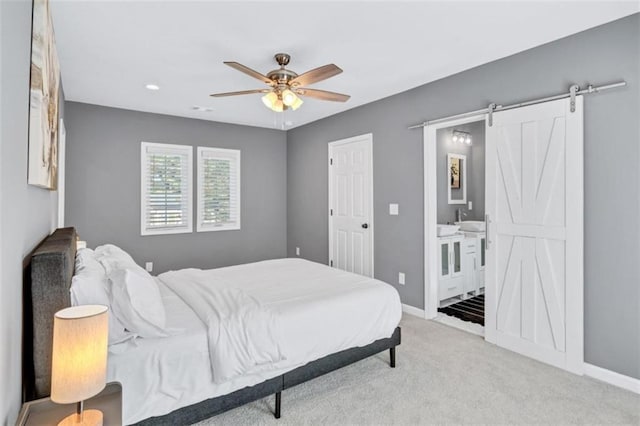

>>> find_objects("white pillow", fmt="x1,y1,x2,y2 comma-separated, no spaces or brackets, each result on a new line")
109,268,168,338
74,248,104,275
94,244,141,274
70,268,136,345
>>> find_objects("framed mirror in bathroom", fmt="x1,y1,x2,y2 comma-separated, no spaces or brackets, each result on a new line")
447,153,466,205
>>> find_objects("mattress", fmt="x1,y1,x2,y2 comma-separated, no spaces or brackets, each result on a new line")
107,280,288,424
108,259,402,424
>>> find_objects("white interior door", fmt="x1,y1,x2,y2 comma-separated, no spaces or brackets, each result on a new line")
329,134,374,277
485,96,583,374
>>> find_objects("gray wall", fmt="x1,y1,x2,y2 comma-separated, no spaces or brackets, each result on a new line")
436,121,486,223
1,0,63,423
287,14,639,379
64,102,287,274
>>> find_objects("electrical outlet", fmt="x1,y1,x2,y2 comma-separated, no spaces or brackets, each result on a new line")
296,247,300,256
389,203,399,215
468,201,473,210
145,262,153,272
398,272,405,285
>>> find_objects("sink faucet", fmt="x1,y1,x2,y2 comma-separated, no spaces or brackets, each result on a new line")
455,208,467,223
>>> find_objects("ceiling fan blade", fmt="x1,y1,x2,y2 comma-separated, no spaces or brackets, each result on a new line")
296,88,350,102
210,89,271,97
290,64,342,87
224,61,274,86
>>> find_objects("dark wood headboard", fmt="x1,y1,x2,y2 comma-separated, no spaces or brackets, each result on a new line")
23,227,76,400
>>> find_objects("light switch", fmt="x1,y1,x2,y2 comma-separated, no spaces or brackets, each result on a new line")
398,272,405,285
145,262,153,272
296,247,300,256
389,203,399,215
468,201,473,210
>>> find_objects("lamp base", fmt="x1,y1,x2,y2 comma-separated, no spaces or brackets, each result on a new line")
57,409,103,426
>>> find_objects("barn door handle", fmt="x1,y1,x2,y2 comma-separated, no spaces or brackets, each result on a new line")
361,223,369,229
485,214,491,250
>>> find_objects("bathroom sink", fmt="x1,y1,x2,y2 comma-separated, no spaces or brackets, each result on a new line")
455,220,486,232
437,224,460,237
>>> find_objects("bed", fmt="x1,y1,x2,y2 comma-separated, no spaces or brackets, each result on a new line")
24,228,402,425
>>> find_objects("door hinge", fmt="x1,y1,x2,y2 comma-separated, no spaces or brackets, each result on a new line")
330,209,333,216
330,260,333,267
330,158,333,165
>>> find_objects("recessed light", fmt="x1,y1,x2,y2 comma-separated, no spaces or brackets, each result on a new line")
145,84,160,91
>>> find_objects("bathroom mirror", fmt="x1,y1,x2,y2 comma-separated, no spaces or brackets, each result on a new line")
447,153,467,205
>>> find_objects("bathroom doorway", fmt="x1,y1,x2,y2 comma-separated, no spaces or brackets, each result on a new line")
424,97,584,373
423,114,487,336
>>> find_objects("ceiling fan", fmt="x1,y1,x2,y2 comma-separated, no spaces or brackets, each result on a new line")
210,53,350,112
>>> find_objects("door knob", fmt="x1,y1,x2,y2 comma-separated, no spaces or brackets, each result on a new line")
361,223,369,229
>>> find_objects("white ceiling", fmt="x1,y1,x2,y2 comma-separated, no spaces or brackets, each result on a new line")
51,1,638,130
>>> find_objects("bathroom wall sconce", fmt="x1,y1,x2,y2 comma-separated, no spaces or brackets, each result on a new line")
452,130,472,145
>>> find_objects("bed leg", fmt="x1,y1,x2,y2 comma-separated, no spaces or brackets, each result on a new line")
390,347,396,368
274,391,281,419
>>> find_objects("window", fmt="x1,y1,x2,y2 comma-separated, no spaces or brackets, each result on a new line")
141,142,193,236
197,147,240,232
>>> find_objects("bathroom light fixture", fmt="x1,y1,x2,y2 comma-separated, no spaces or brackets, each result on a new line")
145,84,160,91
452,130,472,145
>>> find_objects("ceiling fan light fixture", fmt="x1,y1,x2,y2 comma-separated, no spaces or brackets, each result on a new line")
272,98,285,112
290,96,304,111
281,89,297,106
261,91,278,109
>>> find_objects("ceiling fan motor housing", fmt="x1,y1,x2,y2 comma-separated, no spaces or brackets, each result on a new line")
267,68,298,86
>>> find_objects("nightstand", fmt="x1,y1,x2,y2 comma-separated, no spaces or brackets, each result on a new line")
16,382,122,426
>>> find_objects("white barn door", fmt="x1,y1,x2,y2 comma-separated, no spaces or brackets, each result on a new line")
485,97,583,374
329,134,374,277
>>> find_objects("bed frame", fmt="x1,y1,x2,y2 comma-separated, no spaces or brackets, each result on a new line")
24,227,401,425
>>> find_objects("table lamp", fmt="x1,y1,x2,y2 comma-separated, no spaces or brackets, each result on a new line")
51,305,109,426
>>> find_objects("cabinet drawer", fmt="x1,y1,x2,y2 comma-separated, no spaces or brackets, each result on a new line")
439,280,463,301
463,240,476,254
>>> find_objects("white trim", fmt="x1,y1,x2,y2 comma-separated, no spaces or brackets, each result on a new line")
423,114,486,320
446,152,467,205
56,119,66,229
140,141,193,236
196,147,241,233
402,304,425,318
584,363,640,394
328,133,374,277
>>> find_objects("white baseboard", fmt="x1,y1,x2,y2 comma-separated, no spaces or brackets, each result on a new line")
584,363,640,394
402,304,425,318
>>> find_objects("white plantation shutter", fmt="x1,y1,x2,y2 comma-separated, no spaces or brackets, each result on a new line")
141,142,193,235
197,147,240,232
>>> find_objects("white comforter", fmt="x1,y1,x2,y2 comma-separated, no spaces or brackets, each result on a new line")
159,258,402,383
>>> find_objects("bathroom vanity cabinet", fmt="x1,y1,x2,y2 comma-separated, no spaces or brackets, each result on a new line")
438,235,465,300
438,232,486,303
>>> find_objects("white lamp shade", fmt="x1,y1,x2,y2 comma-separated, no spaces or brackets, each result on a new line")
51,305,108,404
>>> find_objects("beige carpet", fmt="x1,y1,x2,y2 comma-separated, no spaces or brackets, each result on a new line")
194,314,640,425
